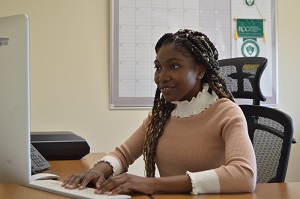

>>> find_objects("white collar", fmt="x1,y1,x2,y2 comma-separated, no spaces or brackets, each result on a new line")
171,84,219,118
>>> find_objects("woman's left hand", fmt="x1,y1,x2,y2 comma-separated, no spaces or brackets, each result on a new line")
95,173,156,195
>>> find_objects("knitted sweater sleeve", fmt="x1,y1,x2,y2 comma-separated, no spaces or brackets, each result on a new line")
187,101,257,194
97,112,151,174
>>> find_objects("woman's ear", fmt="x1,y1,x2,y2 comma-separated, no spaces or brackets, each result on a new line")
197,64,206,79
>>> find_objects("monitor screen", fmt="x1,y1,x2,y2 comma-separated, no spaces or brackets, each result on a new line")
0,14,31,185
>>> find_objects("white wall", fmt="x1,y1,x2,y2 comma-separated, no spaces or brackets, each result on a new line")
277,0,300,182
1,0,299,181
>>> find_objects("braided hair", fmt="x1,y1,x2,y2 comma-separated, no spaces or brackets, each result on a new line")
143,29,234,178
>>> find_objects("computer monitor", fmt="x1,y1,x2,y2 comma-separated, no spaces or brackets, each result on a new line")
0,14,31,185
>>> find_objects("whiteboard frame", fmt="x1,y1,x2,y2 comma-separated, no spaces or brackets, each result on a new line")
110,0,278,109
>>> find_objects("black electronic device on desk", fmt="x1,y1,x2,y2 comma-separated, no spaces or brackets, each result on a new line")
31,131,90,160
31,144,51,174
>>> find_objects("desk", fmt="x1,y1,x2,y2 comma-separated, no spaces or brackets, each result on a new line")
152,182,300,199
0,153,299,199
0,153,147,199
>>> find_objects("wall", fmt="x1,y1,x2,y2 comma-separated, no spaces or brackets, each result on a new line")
277,0,300,182
0,0,299,181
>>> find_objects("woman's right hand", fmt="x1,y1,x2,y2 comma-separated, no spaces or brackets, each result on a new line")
62,168,106,190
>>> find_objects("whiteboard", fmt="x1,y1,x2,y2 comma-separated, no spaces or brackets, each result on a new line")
110,0,277,109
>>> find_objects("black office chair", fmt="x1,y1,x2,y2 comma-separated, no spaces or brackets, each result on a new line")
239,105,294,183
218,57,267,105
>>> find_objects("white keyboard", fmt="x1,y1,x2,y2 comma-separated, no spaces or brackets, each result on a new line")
28,179,131,199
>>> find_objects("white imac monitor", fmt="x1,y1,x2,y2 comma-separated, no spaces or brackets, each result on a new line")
0,14,31,184
0,14,133,199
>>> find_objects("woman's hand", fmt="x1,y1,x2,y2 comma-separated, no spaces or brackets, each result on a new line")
62,168,106,190
95,173,156,195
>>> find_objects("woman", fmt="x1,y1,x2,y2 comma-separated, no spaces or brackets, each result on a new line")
62,29,257,195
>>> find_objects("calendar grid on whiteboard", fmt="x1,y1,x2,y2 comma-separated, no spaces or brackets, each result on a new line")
110,0,277,108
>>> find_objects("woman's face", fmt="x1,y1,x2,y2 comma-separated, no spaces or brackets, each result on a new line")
154,44,205,102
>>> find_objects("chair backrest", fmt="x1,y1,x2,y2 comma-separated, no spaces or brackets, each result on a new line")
218,57,268,105
239,105,294,183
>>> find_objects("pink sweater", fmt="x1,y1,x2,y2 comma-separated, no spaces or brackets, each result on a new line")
105,98,257,193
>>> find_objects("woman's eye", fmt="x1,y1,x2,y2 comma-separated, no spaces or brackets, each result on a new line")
154,65,162,71
171,64,180,69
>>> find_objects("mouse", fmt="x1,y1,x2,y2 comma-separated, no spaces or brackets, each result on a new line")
31,172,60,181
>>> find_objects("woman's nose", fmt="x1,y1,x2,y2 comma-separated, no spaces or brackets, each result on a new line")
158,69,171,82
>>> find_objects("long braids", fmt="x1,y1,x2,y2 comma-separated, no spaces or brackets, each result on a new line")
143,89,175,177
143,29,234,178
181,30,234,100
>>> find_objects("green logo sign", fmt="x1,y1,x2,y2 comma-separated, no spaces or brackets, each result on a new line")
237,19,263,38
0,37,9,47
241,38,260,57
245,0,255,6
